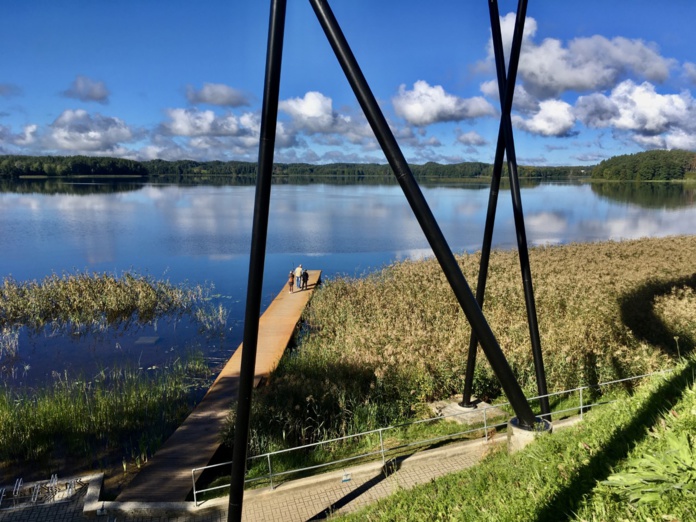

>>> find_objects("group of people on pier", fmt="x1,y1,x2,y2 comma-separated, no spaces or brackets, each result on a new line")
288,264,309,293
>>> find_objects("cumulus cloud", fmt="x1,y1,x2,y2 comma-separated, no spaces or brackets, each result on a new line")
494,12,674,100
480,80,539,115
457,130,487,146
280,91,342,133
278,91,375,147
0,83,22,98
47,109,132,151
61,75,110,104
14,124,38,146
392,81,496,126
683,62,696,84
512,99,576,137
186,83,249,107
576,80,696,149
162,108,246,136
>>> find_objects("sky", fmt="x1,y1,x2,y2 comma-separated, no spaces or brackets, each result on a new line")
2,0,696,167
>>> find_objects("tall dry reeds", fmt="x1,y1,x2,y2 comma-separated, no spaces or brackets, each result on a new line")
228,236,696,453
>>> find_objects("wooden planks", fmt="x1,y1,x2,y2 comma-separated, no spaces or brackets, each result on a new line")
117,270,322,502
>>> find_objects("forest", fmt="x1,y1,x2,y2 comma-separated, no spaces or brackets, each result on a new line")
591,149,696,181
0,154,585,184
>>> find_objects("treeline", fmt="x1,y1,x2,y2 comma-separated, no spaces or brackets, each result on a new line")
591,149,696,181
0,154,585,183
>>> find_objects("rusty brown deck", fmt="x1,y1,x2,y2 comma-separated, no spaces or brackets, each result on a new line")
117,270,322,502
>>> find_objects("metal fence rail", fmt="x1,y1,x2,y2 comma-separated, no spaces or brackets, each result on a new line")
192,368,674,505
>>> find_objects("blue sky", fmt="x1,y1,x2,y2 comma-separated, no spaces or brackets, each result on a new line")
2,0,696,167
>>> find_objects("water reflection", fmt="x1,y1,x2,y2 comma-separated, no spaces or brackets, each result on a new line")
591,181,696,209
1,180,696,387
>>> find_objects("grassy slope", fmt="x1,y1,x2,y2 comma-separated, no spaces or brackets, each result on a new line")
338,359,696,521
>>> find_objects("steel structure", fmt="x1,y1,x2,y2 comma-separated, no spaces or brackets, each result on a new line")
228,2,549,519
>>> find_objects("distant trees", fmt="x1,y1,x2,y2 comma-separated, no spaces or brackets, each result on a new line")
0,154,588,183
591,150,696,181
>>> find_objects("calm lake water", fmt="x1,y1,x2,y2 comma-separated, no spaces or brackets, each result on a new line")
1,180,695,387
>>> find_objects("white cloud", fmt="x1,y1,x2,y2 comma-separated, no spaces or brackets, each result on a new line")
494,12,674,100
684,62,696,84
162,108,247,136
61,75,110,104
186,83,249,107
14,124,38,146
480,81,539,114
277,91,375,152
457,130,487,146
576,80,696,148
47,109,133,152
280,91,337,133
512,99,575,137
392,80,496,126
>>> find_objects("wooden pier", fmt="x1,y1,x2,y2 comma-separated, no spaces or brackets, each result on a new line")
117,270,322,502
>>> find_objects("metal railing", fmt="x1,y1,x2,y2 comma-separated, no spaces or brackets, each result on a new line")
191,368,674,505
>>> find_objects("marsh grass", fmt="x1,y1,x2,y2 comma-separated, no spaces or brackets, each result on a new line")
0,354,212,481
222,236,696,479
0,271,228,361
0,271,224,487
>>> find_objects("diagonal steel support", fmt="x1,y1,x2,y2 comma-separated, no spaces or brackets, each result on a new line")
230,2,546,519
228,0,287,520
461,0,550,417
309,0,536,426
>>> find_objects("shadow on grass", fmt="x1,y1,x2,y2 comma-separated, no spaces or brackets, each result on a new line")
533,358,695,522
533,275,696,521
619,273,696,356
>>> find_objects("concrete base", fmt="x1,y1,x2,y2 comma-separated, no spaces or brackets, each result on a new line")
507,416,553,453
428,396,508,426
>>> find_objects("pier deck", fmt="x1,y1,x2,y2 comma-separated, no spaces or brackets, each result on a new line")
117,270,322,502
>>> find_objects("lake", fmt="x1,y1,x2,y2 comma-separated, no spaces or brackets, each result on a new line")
1,180,695,387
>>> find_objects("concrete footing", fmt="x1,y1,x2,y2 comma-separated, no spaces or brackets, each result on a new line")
507,416,553,453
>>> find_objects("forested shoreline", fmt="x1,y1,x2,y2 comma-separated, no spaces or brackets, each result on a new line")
3,149,696,184
591,149,696,181
0,154,586,184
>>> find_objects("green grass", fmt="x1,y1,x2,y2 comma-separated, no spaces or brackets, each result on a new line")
0,354,212,473
0,271,222,483
336,358,696,521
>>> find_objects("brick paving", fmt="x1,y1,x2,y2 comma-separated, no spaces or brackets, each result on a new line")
0,436,496,521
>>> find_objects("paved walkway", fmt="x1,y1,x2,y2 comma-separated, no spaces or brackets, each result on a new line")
117,270,322,502
0,418,580,520
0,435,497,521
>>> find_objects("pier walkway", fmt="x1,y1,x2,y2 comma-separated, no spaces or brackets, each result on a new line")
117,270,322,503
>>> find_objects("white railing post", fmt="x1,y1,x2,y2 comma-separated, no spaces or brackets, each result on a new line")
484,408,488,441
579,387,584,420
192,469,198,506
267,454,274,490
379,429,386,467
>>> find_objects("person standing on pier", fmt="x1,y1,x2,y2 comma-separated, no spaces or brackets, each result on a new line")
288,271,294,293
294,264,303,289
301,269,309,290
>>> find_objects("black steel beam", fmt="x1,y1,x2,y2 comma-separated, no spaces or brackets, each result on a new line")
228,0,287,520
462,0,525,406
309,0,537,427
487,0,550,416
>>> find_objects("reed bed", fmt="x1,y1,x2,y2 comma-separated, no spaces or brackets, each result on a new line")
0,271,203,334
0,355,210,472
225,235,696,457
